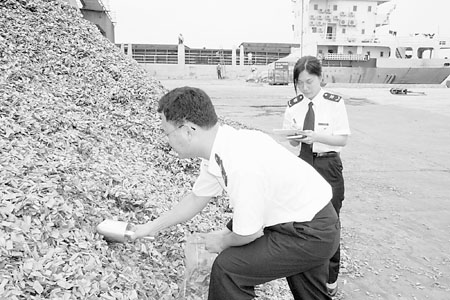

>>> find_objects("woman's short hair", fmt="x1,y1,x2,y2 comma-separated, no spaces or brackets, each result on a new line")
157,86,218,128
293,56,322,93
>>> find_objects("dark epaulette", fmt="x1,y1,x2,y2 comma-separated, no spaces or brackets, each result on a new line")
323,92,342,102
287,94,304,107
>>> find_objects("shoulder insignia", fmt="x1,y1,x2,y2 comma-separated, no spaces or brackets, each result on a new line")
323,92,342,102
215,154,228,187
287,94,304,107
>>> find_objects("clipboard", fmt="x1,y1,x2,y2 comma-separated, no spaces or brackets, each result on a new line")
286,134,307,140
273,129,308,137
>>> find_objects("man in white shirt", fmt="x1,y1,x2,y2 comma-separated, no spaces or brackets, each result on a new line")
132,86,340,300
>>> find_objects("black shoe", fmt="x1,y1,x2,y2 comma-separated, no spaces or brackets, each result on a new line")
327,283,338,297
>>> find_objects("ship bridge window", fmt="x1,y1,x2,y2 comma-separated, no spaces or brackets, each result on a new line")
333,5,338,11
405,51,412,59
368,6,372,12
314,4,318,10
353,5,357,12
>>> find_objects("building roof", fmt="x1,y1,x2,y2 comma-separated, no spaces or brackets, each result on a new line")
130,44,180,50
122,42,301,53
239,42,300,53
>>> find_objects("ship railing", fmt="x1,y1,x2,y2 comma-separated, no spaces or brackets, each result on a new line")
323,53,368,61
319,34,392,44
319,33,448,46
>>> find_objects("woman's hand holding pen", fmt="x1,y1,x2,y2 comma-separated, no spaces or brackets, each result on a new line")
297,130,314,144
290,118,314,145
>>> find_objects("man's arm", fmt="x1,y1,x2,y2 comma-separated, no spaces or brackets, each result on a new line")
132,192,212,240
203,227,264,253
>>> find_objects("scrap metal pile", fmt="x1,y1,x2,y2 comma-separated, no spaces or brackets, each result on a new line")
0,0,220,299
0,1,358,299
0,0,297,299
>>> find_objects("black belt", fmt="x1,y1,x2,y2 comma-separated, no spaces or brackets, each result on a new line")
313,151,339,158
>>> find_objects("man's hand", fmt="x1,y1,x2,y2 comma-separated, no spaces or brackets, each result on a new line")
202,227,264,253
129,223,154,241
202,230,227,253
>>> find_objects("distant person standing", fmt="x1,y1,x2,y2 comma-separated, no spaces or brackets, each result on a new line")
217,63,222,79
178,33,184,44
282,55,351,297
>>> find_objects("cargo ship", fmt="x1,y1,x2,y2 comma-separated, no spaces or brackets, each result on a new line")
114,0,450,84
278,0,450,84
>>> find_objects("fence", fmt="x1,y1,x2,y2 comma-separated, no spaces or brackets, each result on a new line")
118,44,292,66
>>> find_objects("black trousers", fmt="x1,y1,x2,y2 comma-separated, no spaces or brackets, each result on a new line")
300,152,345,284
208,202,340,300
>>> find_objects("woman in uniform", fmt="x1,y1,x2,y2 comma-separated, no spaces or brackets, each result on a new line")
282,55,351,297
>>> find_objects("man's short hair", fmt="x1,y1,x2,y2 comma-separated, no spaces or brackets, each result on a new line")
157,86,218,128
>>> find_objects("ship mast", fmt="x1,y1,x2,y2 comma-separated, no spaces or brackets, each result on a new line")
299,0,307,56
300,0,304,56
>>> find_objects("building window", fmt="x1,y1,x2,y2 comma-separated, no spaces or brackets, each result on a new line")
312,27,317,33
353,5,357,12
333,5,338,11
342,28,346,34
362,29,365,34
380,51,384,57
368,6,372,12
314,4,318,10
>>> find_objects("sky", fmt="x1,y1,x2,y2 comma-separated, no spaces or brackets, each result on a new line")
107,0,450,48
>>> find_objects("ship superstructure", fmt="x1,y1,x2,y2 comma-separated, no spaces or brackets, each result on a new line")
287,0,450,84
291,0,449,60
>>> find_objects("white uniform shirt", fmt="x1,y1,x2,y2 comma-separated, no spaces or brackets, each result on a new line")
283,89,351,153
192,125,332,236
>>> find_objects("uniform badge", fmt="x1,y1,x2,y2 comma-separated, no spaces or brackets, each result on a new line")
323,92,342,102
287,94,304,107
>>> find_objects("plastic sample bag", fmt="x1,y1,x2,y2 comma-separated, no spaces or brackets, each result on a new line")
182,233,218,300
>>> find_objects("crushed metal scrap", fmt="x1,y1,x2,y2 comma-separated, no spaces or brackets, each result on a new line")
0,0,358,299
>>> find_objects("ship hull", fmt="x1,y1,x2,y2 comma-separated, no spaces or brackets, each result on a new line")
322,66,450,84
319,58,450,84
